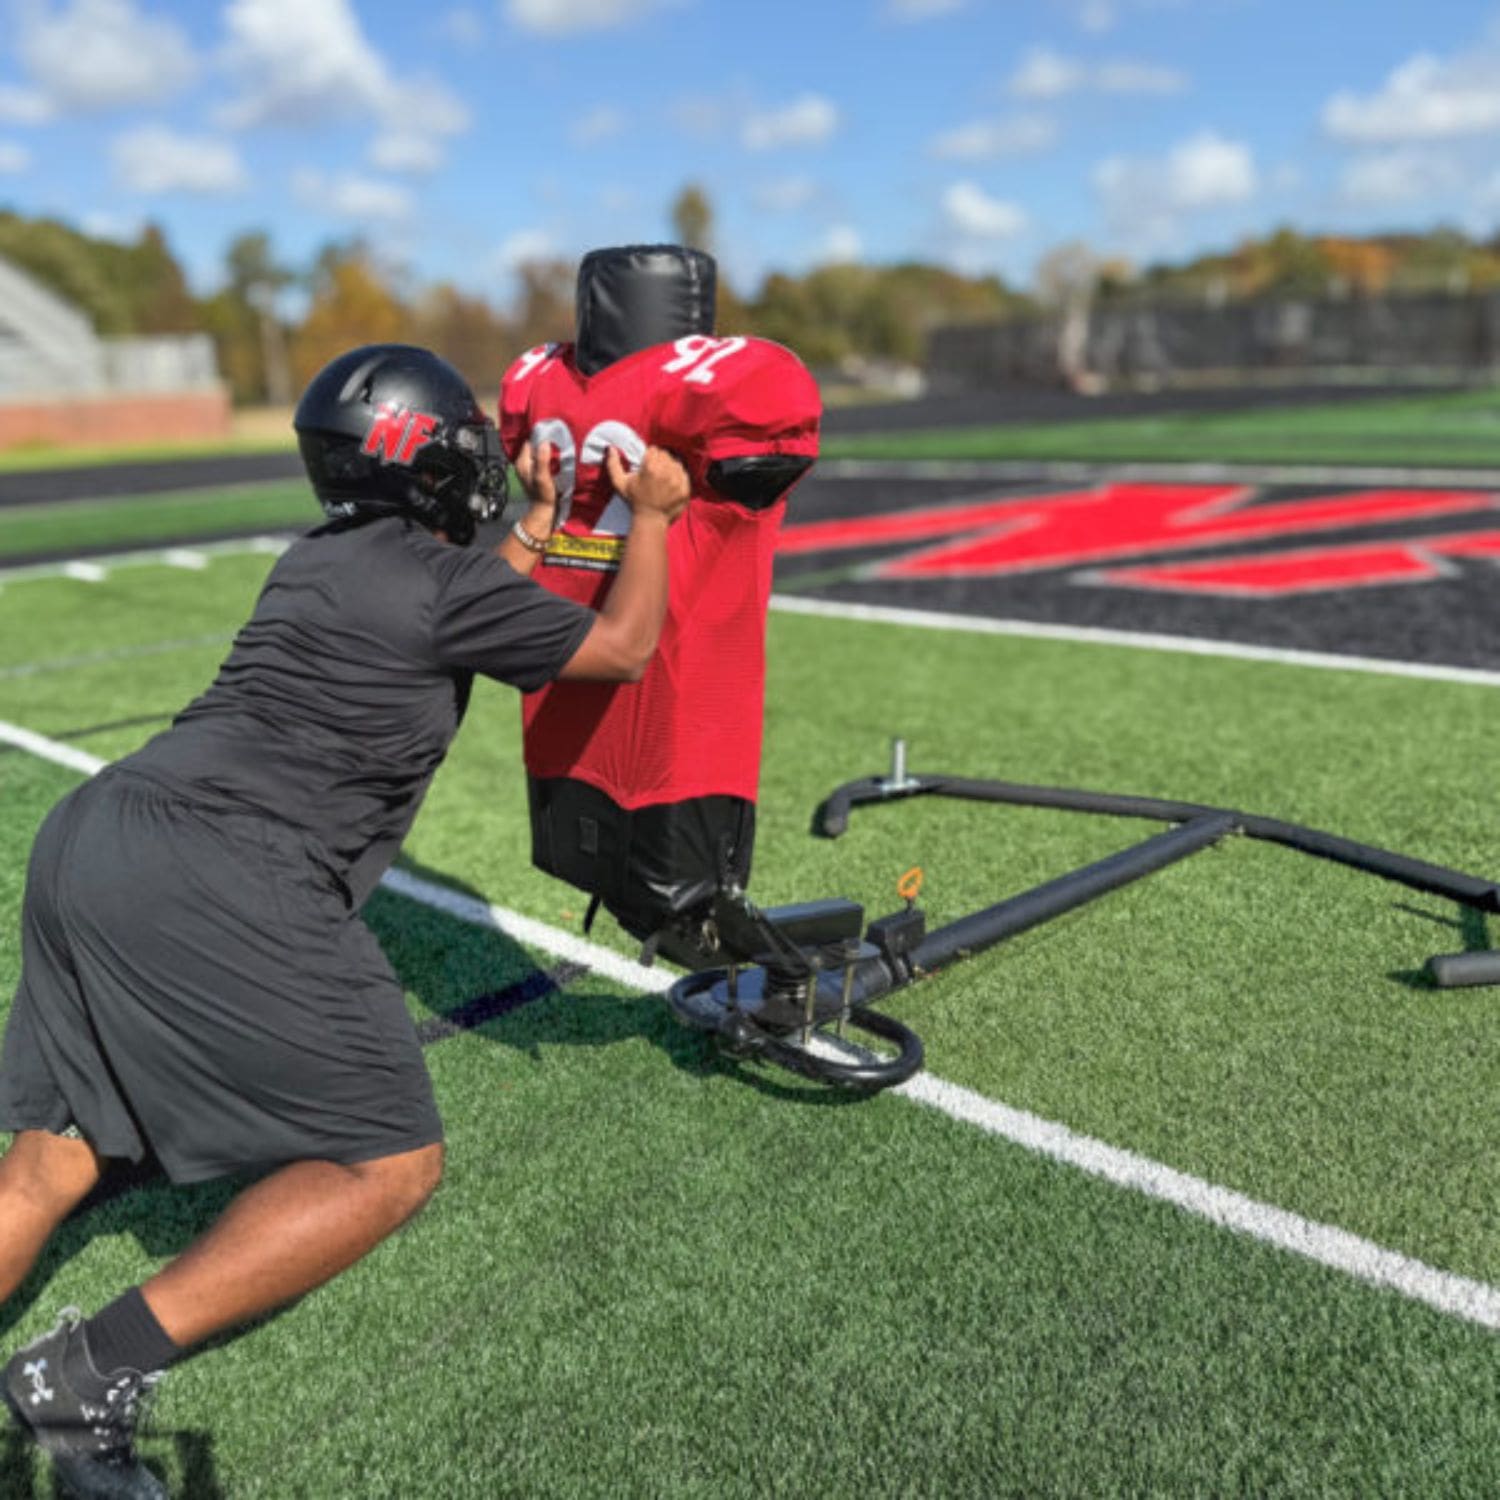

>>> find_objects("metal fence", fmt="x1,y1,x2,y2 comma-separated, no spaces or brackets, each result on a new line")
929,292,1500,391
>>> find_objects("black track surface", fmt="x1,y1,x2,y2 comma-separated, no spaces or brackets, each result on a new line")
0,452,303,508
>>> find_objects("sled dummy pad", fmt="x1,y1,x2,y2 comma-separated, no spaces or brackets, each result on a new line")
528,777,754,945
502,245,820,949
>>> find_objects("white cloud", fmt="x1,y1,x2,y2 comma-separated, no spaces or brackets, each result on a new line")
1078,0,1115,33
884,0,966,19
493,228,556,271
1010,46,1079,98
219,0,389,126
294,168,412,222
570,106,625,146
112,127,248,195
18,0,196,113
941,181,1028,239
672,94,725,139
504,0,683,34
818,225,863,262
80,210,142,242
369,133,443,174
1009,45,1186,99
221,0,471,173
1338,150,1459,205
0,86,53,126
752,176,819,213
368,85,471,174
742,94,839,151
0,141,30,174
930,114,1057,160
1269,162,1302,193
1324,47,1500,143
1165,131,1256,206
1095,130,1257,217
1095,59,1188,93
439,6,486,43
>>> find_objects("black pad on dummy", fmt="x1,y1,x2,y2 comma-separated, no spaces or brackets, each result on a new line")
575,244,717,376
707,454,815,509
528,775,754,951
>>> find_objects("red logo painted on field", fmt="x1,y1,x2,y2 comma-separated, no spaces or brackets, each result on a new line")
776,483,1500,598
362,404,440,466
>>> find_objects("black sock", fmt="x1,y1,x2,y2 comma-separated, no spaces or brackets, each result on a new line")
71,1289,181,1392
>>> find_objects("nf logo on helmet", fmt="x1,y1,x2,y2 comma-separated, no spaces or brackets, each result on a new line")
361,403,439,466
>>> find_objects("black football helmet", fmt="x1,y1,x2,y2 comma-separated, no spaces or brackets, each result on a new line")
294,344,507,546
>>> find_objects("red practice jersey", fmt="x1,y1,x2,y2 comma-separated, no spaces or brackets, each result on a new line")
500,335,820,809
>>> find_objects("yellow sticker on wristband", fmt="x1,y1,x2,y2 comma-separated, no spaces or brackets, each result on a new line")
541,533,627,572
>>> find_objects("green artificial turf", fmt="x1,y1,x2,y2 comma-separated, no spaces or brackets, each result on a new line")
3,555,1500,1495
0,482,312,561
822,387,1500,467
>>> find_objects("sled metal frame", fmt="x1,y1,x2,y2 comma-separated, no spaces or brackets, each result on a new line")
818,741,1500,990
665,740,1500,1095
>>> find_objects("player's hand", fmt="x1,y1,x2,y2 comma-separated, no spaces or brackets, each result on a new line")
517,440,560,513
608,446,690,524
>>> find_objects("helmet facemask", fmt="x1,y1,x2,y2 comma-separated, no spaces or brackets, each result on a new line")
410,419,509,546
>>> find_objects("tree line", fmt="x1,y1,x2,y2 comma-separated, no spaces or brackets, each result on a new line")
0,199,1021,406
2,196,1497,407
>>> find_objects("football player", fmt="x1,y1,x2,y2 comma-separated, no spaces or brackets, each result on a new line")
500,244,821,961
0,345,689,1499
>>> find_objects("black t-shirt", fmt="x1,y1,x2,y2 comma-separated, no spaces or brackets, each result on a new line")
121,516,594,904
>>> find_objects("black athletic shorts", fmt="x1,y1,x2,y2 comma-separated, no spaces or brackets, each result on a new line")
0,769,443,1183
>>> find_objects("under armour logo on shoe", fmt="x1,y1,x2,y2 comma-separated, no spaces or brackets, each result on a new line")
23,1358,54,1406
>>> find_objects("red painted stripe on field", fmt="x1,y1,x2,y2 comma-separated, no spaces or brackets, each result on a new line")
1102,545,1445,597
1095,526,1500,598
869,486,1499,581
1431,531,1500,560
776,484,1237,557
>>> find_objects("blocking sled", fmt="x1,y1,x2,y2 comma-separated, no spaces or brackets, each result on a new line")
650,739,1500,1093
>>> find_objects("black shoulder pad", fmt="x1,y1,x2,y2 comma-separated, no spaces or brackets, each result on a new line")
706,454,815,509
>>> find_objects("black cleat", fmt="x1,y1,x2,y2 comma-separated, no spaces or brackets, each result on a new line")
2,1308,167,1499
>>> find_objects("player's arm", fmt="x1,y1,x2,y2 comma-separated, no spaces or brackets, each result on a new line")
495,440,561,576
559,447,688,682
430,450,684,689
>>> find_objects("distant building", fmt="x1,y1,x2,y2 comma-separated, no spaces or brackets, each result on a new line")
0,254,229,450
928,289,1500,393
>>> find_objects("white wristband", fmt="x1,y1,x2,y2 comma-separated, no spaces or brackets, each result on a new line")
511,518,550,555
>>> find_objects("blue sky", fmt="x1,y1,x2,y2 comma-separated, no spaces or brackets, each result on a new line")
0,0,1496,300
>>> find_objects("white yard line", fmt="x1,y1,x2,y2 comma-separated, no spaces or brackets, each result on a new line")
0,535,289,588
819,458,1500,488
4,715,1499,1333
0,719,114,777
900,1073,1500,1330
0,633,234,682
771,594,1500,689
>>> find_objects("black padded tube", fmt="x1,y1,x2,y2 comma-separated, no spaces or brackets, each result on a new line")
1425,951,1500,988
842,813,1235,1003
